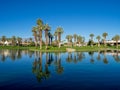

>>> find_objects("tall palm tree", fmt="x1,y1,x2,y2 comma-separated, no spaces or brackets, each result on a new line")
73,34,78,46
102,32,108,47
32,26,38,47
56,27,64,48
96,35,101,47
50,34,54,45
37,19,44,49
90,33,94,46
112,35,120,48
43,24,51,49
1,36,6,46
48,32,53,45
54,31,58,42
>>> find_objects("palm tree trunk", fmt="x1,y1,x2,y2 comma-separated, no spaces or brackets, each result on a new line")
98,40,100,47
116,41,118,48
39,30,42,49
34,36,37,48
45,30,48,49
58,33,61,48
104,39,106,47
55,36,57,41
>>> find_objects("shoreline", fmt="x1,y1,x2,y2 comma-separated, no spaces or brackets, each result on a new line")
0,46,120,52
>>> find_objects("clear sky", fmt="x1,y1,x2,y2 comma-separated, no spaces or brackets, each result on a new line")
0,0,120,41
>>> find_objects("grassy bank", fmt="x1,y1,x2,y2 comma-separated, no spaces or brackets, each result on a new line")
0,45,120,52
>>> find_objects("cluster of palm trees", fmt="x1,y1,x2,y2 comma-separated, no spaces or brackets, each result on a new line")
0,36,22,46
66,34,85,46
89,32,120,48
32,18,64,49
89,33,108,47
0,36,34,46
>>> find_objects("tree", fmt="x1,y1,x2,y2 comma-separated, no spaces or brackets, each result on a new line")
66,35,70,43
37,19,44,49
89,33,94,46
54,31,58,42
66,35,73,47
43,24,51,49
1,36,6,46
96,35,101,47
56,27,64,48
11,36,16,46
48,32,53,45
112,35,120,48
90,34,94,40
73,34,78,46
32,26,38,47
17,37,22,46
102,32,108,47
77,35,83,46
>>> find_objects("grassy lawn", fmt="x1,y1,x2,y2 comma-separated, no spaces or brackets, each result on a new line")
0,45,120,52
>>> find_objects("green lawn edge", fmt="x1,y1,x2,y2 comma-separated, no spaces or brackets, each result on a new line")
0,46,120,52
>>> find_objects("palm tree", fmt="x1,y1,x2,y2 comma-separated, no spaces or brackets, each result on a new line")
96,35,101,47
1,36,7,46
1,36,6,46
50,34,54,45
54,31,58,42
37,19,44,49
90,34,94,40
32,26,38,47
43,24,51,49
66,35,70,43
66,35,73,46
90,33,94,46
56,27,64,48
73,34,78,46
102,32,108,47
11,36,16,46
112,35,120,48
77,35,82,46
29,37,33,43
17,37,22,46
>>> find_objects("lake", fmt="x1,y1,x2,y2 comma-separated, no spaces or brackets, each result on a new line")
0,49,120,90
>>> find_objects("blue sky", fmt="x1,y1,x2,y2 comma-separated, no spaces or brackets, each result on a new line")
0,0,120,41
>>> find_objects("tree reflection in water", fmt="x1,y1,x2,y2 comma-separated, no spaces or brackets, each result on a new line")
97,51,101,61
88,52,94,64
103,50,108,64
55,53,64,74
1,49,120,83
113,50,120,62
32,52,51,82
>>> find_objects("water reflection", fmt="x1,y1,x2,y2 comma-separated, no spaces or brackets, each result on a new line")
88,52,94,64
0,49,120,83
66,52,85,63
32,52,50,82
0,49,34,61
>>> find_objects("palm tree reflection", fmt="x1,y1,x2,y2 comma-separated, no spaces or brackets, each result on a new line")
88,52,94,64
56,53,64,74
113,50,120,62
103,50,108,64
97,51,101,61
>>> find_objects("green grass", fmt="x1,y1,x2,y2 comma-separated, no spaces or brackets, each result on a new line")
0,45,120,52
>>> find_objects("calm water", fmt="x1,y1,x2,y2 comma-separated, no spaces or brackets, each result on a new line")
0,49,120,90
